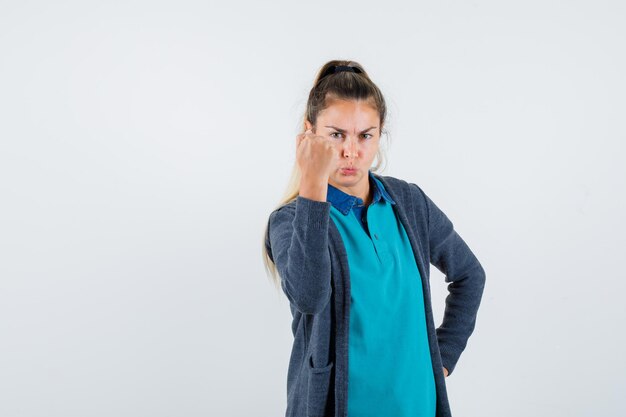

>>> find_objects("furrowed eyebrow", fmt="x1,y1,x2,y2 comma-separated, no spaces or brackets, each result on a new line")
324,125,377,133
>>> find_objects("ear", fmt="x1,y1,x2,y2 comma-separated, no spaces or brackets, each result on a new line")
304,120,313,132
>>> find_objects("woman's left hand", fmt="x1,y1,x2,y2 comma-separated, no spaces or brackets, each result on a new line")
443,367,449,377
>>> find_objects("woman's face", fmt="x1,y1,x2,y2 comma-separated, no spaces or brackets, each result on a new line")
304,98,381,194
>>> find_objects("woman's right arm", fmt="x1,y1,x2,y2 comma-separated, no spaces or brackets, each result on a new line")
267,195,332,315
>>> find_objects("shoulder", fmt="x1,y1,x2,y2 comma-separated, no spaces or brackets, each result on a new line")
268,194,332,227
272,198,297,214
265,198,297,255
268,198,297,225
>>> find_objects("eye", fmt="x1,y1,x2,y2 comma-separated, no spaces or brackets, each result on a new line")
362,134,373,140
330,132,344,139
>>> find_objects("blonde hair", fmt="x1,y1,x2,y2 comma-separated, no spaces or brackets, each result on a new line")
261,59,391,289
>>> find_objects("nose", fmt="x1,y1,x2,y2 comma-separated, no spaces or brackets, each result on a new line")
343,136,358,159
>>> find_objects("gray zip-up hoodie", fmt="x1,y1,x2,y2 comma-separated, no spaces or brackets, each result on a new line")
264,173,486,417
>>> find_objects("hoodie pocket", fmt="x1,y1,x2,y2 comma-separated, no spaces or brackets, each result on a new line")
306,352,334,417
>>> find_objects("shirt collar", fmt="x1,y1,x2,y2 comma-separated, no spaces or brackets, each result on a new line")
327,170,396,215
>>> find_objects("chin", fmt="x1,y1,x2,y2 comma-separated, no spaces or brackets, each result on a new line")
333,171,361,183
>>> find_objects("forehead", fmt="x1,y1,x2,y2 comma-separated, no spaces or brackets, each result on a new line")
317,99,379,127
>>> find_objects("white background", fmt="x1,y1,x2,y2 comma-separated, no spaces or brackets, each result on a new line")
1,1,624,416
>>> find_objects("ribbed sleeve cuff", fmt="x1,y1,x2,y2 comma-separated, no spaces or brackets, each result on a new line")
296,195,331,230
438,343,461,376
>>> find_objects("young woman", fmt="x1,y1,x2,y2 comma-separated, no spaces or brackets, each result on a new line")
262,60,486,417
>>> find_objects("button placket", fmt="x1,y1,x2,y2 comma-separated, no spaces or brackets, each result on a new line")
366,203,390,263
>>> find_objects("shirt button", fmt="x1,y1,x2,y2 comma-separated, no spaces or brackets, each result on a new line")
374,234,379,239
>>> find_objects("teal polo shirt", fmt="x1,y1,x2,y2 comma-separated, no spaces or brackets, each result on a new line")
327,170,436,417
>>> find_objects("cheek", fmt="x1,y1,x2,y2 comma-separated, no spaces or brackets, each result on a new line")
363,142,379,156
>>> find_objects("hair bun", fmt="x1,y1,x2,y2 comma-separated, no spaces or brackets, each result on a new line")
320,65,363,81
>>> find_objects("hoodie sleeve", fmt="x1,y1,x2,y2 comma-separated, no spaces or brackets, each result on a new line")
266,195,333,315
411,183,486,376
